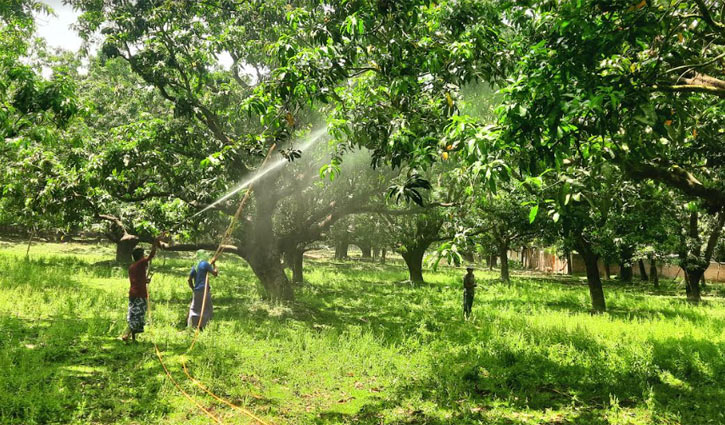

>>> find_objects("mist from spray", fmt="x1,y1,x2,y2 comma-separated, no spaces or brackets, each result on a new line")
195,127,329,216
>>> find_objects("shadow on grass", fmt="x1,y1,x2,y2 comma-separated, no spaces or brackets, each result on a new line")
0,314,175,424
203,264,724,425
6,253,724,424
173,259,722,349
306,324,724,424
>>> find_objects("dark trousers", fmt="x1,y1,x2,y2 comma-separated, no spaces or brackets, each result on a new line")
463,290,474,318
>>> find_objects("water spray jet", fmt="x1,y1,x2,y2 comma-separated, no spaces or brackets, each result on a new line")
195,127,328,216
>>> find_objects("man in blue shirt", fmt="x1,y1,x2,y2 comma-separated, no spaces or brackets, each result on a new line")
187,250,218,330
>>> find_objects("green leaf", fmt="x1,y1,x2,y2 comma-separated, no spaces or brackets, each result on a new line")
529,205,539,223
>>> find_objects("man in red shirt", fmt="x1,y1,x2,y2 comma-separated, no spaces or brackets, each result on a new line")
121,236,161,342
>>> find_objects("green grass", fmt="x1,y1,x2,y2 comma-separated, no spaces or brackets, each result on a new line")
1,242,724,425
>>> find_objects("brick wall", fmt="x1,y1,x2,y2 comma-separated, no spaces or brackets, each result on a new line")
514,248,725,282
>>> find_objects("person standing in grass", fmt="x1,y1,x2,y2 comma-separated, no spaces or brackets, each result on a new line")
463,266,477,320
121,236,161,342
187,250,218,330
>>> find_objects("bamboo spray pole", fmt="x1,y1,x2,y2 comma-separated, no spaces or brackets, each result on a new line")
183,144,278,425
146,144,279,425
189,143,276,349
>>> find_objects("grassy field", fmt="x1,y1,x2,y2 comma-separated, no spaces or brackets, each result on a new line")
1,241,723,425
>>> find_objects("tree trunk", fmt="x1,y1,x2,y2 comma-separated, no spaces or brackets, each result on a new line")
487,255,497,270
619,261,633,283
638,259,649,281
359,243,372,260
402,247,426,284
566,251,573,275
380,247,387,264
292,249,304,285
335,237,349,260
604,261,611,280
521,247,527,269
116,237,139,264
683,269,691,297
461,251,475,263
677,210,724,303
649,258,659,288
244,184,295,301
25,228,35,258
577,241,606,312
498,242,510,284
282,249,293,269
246,250,294,300
684,268,704,303
373,247,380,261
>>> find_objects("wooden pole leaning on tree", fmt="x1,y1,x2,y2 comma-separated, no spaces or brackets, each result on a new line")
147,290,225,424
183,143,278,425
145,144,279,425
144,234,225,424
190,143,277,349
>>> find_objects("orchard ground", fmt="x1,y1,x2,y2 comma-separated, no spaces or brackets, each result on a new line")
1,241,724,425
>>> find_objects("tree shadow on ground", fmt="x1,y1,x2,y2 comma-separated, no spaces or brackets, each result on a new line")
172,261,724,351
479,295,725,328
69,255,722,425
306,323,724,424
0,264,246,424
178,354,282,414
0,314,173,424
209,267,723,425
311,399,612,425
605,303,725,327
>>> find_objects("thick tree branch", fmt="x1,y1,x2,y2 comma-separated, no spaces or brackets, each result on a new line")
97,214,126,230
114,191,172,203
624,161,725,211
427,202,460,208
685,72,725,90
704,211,725,262
196,104,235,146
656,72,725,98
693,0,725,33
161,241,246,258
278,201,417,250
96,214,138,243
658,83,725,98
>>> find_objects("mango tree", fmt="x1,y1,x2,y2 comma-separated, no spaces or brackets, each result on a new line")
0,1,83,245
68,0,395,299
484,0,725,302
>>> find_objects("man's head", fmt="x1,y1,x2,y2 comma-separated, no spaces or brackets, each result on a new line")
195,249,208,263
132,248,145,262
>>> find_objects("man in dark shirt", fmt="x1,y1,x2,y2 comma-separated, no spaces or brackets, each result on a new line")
121,236,161,342
463,266,476,320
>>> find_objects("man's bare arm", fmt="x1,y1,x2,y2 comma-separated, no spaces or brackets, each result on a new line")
147,238,159,261
147,233,167,261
